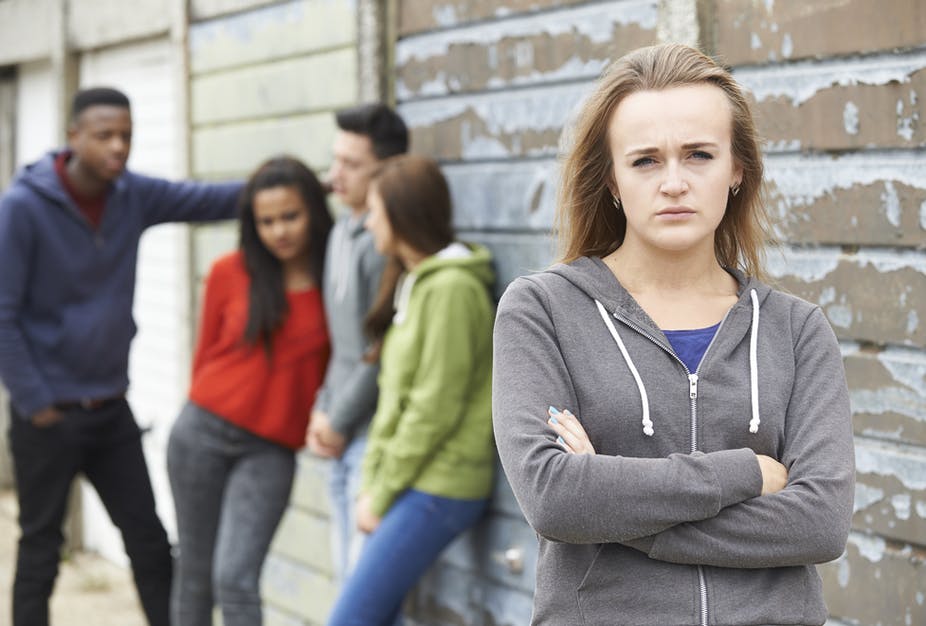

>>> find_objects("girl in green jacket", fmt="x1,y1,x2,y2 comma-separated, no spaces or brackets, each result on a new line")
326,155,496,626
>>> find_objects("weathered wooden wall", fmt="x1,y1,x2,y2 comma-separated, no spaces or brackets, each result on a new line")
715,2,926,624
187,2,360,624
396,1,926,625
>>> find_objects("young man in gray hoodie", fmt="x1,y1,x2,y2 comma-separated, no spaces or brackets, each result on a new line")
306,103,408,580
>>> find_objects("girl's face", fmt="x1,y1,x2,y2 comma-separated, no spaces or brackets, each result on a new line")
364,185,397,255
608,83,742,255
253,185,311,263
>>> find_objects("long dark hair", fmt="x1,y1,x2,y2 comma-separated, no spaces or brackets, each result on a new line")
364,155,454,343
238,156,333,353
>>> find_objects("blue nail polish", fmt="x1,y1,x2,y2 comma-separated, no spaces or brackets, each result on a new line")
556,436,566,445
548,415,559,425
548,405,560,415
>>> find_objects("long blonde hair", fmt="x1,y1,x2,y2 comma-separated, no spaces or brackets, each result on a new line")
557,43,772,280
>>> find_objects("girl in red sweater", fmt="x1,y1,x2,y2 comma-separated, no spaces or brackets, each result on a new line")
167,157,333,626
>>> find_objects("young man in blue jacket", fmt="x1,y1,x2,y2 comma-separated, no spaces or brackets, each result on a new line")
0,87,242,626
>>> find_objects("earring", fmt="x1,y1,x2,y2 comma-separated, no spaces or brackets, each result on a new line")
612,195,622,210
730,183,741,197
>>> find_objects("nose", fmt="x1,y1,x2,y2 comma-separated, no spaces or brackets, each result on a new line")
328,161,342,182
659,160,688,196
109,135,129,157
271,220,287,238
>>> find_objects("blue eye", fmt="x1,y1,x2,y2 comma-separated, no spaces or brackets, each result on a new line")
691,151,713,160
632,157,655,167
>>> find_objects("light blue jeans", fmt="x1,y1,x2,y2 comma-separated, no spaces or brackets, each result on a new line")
326,489,488,626
167,402,295,626
327,434,367,581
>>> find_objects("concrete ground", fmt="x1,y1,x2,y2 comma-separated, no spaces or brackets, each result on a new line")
0,488,147,626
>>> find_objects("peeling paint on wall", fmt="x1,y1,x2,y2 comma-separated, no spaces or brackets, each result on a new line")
765,153,926,229
855,483,886,512
843,101,860,135
848,532,887,563
397,1,656,64
734,50,926,105
765,246,841,281
856,440,926,491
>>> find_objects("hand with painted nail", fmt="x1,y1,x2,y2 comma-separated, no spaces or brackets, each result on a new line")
547,406,596,455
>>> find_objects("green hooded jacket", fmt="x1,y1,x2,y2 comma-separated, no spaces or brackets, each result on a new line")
361,242,496,516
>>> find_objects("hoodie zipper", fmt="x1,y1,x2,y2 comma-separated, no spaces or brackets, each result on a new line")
613,309,731,626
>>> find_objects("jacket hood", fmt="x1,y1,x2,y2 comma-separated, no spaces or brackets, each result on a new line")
547,256,773,335
14,150,128,211
548,256,774,437
15,152,72,208
392,242,494,325
413,241,495,287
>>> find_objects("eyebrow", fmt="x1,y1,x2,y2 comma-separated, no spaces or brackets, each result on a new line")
624,141,720,157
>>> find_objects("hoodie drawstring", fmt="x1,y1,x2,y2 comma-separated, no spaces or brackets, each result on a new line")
595,300,654,436
748,288,761,433
595,289,761,436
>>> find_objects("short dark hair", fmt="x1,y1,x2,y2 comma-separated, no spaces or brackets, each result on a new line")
71,87,131,121
335,103,408,159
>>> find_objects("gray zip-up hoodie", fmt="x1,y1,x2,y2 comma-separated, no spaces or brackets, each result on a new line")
313,213,385,437
492,256,854,626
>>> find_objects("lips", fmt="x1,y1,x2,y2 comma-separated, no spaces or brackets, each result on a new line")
656,206,694,215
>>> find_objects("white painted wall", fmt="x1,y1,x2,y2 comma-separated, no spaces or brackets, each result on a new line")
15,60,57,167
78,37,189,563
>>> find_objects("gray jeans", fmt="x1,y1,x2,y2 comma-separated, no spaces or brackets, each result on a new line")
167,401,295,626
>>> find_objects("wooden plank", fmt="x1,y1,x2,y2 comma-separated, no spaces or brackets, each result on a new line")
852,438,926,549
0,0,55,65
398,0,588,36
192,112,337,179
406,562,535,626
396,0,657,99
191,48,356,124
845,347,926,448
262,553,336,623
400,81,591,161
713,0,926,66
191,0,280,21
290,452,332,518
189,0,356,75
736,51,926,151
768,247,926,349
459,231,556,296
67,0,170,51
766,153,926,248
820,531,926,626
270,507,333,575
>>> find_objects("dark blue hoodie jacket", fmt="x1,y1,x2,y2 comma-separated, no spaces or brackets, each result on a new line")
0,151,243,418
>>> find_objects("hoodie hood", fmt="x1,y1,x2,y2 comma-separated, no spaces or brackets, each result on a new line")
17,151,130,206
393,242,494,325
16,152,73,209
548,256,772,437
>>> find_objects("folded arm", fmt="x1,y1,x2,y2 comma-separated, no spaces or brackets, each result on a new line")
492,277,763,545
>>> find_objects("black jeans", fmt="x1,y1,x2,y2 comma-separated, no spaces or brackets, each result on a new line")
8,399,171,626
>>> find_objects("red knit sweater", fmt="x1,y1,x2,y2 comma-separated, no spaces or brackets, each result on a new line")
189,251,330,450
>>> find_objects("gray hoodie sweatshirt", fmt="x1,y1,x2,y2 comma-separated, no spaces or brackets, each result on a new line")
492,256,854,626
313,213,385,437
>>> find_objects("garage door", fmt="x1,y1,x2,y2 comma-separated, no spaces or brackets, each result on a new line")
78,36,188,563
